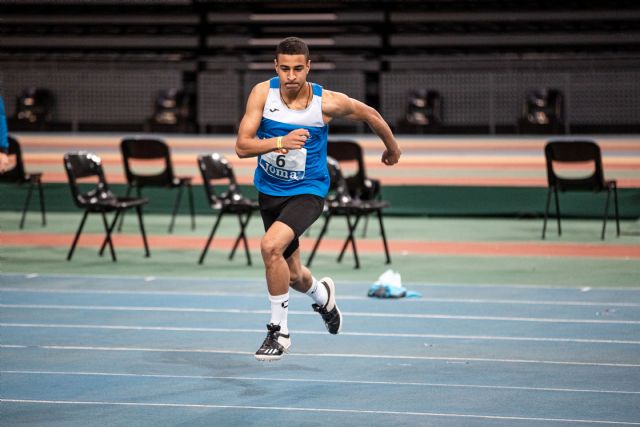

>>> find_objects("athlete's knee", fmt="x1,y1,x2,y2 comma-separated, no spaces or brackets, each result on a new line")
260,235,284,262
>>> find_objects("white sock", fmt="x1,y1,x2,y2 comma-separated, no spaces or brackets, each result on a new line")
306,276,328,307
269,292,289,335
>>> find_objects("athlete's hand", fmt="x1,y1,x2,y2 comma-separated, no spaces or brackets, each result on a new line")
381,147,401,166
283,128,310,150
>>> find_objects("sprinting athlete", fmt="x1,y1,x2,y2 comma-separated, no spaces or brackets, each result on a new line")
235,37,401,361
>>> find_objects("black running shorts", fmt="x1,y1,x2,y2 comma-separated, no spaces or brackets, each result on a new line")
258,192,325,259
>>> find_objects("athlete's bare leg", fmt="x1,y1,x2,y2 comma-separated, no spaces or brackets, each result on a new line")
260,220,296,296
260,220,313,295
286,247,313,294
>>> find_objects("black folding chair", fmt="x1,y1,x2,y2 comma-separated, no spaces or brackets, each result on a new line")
327,139,381,237
63,151,150,261
197,153,259,265
119,137,195,233
307,157,391,269
542,139,620,240
0,135,46,228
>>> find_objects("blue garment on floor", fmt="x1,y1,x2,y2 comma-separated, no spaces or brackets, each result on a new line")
367,269,422,299
367,284,422,298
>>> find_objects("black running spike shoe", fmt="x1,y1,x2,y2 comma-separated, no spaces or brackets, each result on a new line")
255,323,291,361
311,277,342,334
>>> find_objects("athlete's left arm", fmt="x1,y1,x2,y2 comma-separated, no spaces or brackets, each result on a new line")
323,90,401,166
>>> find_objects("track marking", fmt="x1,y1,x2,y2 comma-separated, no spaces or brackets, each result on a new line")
2,322,639,345
2,287,640,307
2,344,639,367
2,399,639,425
2,304,638,324
3,370,639,395
2,272,640,291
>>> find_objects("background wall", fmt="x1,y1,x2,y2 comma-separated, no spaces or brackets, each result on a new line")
1,0,639,134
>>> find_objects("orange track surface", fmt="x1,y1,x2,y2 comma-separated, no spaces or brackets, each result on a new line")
12,134,640,188
5,232,640,259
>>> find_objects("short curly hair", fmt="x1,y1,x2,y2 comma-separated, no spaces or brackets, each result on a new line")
276,37,310,61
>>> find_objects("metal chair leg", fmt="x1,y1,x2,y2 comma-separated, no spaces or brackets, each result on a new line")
188,183,196,230
101,212,117,262
377,210,391,264
37,179,46,226
554,188,562,236
306,214,331,268
542,187,552,239
361,215,369,237
19,182,34,229
601,188,612,240
337,214,361,262
349,215,361,269
338,214,361,269
613,183,620,237
241,216,252,265
117,185,133,232
136,206,151,257
198,211,224,264
100,211,121,256
229,217,241,260
229,212,252,266
67,210,89,261
169,185,184,233
241,212,253,265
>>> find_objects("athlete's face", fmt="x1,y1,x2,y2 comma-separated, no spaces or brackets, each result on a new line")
275,54,310,95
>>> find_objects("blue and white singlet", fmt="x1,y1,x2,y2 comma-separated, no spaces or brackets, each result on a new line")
254,77,329,198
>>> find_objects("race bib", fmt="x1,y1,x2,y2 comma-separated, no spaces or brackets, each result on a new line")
259,148,307,181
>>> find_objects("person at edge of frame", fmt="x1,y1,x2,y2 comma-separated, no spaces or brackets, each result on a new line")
0,96,10,173
235,36,401,361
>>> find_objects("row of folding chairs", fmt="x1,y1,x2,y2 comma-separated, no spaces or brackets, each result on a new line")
1,135,388,268
62,149,259,265
61,141,391,269
2,137,622,269
0,136,196,233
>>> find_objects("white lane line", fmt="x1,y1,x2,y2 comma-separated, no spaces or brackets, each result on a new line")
2,287,640,307
2,399,639,425
423,298,640,307
4,370,639,395
1,304,639,324
3,271,640,291
2,344,639,367
2,323,639,345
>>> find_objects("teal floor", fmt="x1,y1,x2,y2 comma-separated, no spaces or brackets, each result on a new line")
2,274,640,426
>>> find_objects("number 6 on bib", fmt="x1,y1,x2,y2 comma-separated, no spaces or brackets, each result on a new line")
259,148,307,181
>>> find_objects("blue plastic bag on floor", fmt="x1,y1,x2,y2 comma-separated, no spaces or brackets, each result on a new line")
368,269,422,298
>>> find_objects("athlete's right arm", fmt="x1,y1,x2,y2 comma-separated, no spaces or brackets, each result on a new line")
235,82,309,159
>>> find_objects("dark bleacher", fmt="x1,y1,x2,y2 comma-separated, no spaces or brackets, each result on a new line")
1,0,639,133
